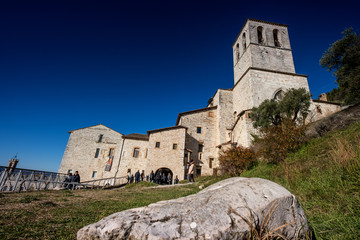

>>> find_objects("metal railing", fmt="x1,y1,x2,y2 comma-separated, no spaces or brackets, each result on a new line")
0,166,128,193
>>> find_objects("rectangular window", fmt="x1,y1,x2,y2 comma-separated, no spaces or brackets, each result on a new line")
145,148,148,158
198,144,203,152
94,148,100,158
197,127,202,134
98,134,103,143
109,148,115,157
133,148,140,158
155,142,160,148
173,143,177,150
92,171,97,178
209,158,214,169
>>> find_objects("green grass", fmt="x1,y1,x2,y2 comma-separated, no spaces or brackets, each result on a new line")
0,176,228,239
243,121,360,240
1,123,359,239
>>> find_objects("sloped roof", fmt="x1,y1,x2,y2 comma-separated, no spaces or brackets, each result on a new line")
147,126,187,135
176,106,217,125
122,133,149,141
68,124,123,135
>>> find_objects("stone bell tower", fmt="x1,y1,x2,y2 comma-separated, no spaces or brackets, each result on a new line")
230,19,310,147
232,18,296,84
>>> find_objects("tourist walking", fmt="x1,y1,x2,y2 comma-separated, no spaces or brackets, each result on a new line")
188,160,195,182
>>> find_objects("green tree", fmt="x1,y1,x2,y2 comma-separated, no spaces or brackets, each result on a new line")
320,28,360,105
251,88,311,129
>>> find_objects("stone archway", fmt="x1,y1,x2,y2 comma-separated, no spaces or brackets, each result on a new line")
154,168,173,185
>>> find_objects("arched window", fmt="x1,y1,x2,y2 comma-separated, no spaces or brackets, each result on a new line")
273,29,280,47
257,26,264,45
274,90,285,101
235,43,240,62
242,32,246,52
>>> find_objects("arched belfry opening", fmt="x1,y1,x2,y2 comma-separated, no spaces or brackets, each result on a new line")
154,167,173,185
273,29,280,47
257,26,264,45
242,32,246,52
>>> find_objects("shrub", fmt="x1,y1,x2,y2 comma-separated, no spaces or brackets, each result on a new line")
219,146,256,176
254,120,307,164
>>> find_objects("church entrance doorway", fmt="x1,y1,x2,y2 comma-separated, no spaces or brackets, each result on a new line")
154,168,173,185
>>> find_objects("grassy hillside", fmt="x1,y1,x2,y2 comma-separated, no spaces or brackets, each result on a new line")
243,120,360,239
0,122,359,239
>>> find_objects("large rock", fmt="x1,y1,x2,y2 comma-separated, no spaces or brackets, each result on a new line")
77,177,311,239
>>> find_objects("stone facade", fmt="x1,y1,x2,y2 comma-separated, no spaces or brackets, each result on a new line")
58,18,341,181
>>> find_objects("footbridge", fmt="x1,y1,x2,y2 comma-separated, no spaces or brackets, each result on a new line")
0,167,127,193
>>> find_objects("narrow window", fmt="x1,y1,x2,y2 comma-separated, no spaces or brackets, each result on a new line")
98,134,103,143
109,148,115,157
198,144,203,152
242,32,246,52
133,148,140,158
273,29,280,47
209,158,214,168
236,43,240,62
197,127,202,134
155,142,160,148
173,143,177,150
257,26,264,44
145,148,148,158
92,171,97,178
94,148,100,158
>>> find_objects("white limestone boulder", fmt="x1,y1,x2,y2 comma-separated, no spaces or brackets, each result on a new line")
77,177,311,240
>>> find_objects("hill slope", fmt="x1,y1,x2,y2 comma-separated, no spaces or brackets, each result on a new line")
243,120,360,239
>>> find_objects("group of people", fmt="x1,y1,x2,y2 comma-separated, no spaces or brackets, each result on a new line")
63,171,81,189
127,170,180,185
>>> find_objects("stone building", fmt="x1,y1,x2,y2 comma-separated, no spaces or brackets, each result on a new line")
58,19,341,182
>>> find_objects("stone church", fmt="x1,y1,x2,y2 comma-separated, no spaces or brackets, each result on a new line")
58,19,341,182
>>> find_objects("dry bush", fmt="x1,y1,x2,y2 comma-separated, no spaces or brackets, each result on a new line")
253,120,307,164
219,146,256,176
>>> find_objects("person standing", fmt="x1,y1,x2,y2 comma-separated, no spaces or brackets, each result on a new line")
135,170,140,183
188,160,195,182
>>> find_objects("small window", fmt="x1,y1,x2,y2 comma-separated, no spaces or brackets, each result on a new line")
316,105,322,114
236,43,240,61
209,158,214,169
92,171,97,178
173,143,177,150
109,148,115,157
133,148,140,158
145,148,148,158
94,148,100,158
155,142,160,148
98,134,103,143
198,144,203,152
208,111,214,117
197,127,202,134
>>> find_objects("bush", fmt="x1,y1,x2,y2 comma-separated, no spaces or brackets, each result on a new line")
219,146,256,176
254,120,307,164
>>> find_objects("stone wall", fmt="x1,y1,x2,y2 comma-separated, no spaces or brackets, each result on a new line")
58,125,124,182
308,100,342,122
178,108,218,176
147,127,187,180
233,69,310,114
117,138,149,177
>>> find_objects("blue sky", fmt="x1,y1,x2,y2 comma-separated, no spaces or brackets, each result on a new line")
0,0,359,172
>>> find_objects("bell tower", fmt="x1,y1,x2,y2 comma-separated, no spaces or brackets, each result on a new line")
232,19,296,85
